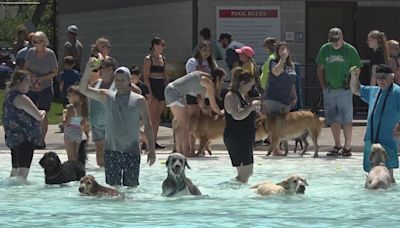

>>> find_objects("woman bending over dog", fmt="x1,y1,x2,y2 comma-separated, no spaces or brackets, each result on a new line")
164,69,225,157
223,67,261,183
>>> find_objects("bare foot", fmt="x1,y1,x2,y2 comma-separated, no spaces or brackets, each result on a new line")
183,153,197,158
272,150,286,156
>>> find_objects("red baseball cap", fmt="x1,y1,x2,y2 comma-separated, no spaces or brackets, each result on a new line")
235,46,255,58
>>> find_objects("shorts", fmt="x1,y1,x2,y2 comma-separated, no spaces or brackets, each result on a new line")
26,86,54,111
323,88,353,125
64,125,82,143
10,141,35,168
264,99,291,116
91,126,105,142
149,78,166,101
104,151,141,186
186,95,210,105
165,84,185,107
223,131,254,167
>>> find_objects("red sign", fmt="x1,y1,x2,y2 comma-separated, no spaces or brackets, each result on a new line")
219,9,278,18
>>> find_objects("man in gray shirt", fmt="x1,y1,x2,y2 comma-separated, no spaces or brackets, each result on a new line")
63,25,83,72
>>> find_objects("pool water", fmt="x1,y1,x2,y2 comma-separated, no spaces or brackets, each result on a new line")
1,151,400,227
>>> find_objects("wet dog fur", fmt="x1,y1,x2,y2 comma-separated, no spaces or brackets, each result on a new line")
162,153,202,197
264,111,325,157
39,140,87,184
251,174,308,196
365,143,392,189
79,175,122,197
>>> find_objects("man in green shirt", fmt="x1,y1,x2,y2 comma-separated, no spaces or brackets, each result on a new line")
316,27,363,157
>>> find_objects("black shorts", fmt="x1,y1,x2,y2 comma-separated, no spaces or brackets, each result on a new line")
10,141,35,168
186,95,210,105
149,78,166,101
223,131,254,167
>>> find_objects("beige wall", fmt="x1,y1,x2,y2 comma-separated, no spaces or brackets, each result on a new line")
57,1,193,69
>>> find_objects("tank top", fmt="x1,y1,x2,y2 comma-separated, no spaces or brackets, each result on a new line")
69,106,82,127
149,55,165,73
224,91,256,136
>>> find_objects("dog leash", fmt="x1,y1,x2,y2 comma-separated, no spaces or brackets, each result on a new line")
370,84,393,143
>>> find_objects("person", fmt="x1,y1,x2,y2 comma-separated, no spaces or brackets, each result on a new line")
3,70,45,180
219,32,244,70
316,27,363,157
164,69,225,157
12,25,28,56
88,57,117,167
15,32,34,69
79,59,156,187
223,67,261,183
367,30,389,85
195,27,223,60
185,40,218,155
260,37,277,91
63,86,89,161
23,31,58,149
350,64,400,182
235,45,261,94
62,25,83,72
59,56,81,106
143,37,168,149
263,42,297,155
387,40,400,84
130,65,149,99
89,37,112,85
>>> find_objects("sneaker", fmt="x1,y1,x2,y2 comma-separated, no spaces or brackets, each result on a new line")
327,146,341,156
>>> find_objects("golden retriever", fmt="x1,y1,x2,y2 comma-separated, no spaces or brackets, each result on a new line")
251,174,308,196
79,175,122,197
365,144,392,189
264,110,325,157
189,113,268,156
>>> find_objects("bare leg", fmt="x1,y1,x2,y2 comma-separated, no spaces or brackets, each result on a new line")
330,123,342,148
170,106,190,156
235,164,254,183
187,104,200,155
95,140,105,167
16,168,30,179
389,169,396,183
342,123,352,150
148,99,160,143
41,114,48,145
10,168,17,177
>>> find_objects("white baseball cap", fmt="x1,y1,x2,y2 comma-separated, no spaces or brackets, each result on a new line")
67,25,78,34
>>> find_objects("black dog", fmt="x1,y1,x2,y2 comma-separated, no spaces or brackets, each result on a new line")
39,140,87,185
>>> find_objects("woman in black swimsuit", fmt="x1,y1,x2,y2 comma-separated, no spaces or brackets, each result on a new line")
143,37,168,149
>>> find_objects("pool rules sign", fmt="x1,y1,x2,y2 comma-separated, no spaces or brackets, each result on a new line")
216,6,281,64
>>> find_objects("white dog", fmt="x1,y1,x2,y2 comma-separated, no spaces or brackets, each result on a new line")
365,143,392,189
251,174,308,196
162,153,202,197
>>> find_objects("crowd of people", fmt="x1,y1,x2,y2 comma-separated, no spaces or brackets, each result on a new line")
3,24,400,186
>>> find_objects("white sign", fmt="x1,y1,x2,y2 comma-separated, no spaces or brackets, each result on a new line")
216,6,281,64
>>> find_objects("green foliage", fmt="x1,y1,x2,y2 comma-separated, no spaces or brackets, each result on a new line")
0,1,55,48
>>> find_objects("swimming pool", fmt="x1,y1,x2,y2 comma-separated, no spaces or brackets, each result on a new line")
1,151,399,227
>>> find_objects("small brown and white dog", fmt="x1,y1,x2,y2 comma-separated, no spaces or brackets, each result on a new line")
79,175,122,197
189,113,268,156
162,153,202,197
265,110,325,157
365,143,392,190
251,174,308,196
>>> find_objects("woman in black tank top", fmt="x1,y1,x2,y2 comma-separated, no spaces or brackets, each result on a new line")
223,67,261,183
143,37,168,149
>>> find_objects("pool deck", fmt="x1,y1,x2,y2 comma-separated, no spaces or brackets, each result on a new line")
0,120,368,155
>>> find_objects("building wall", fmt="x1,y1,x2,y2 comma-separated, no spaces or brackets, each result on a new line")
57,1,193,67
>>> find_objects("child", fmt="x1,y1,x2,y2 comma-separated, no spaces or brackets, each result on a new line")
235,46,260,99
63,85,89,161
59,56,81,106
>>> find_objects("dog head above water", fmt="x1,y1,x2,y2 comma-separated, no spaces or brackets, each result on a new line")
370,143,388,166
166,153,191,177
39,152,62,170
276,174,308,194
79,175,97,195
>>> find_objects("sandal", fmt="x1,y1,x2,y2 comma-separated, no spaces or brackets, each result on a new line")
327,146,341,156
341,148,352,157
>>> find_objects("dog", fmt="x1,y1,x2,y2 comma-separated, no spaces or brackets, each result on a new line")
189,113,268,156
162,153,202,197
265,111,325,157
79,175,122,197
251,174,308,196
281,130,310,155
365,143,392,189
39,140,87,185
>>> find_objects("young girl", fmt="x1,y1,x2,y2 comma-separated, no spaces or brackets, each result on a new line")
235,46,261,98
367,30,389,85
63,85,89,161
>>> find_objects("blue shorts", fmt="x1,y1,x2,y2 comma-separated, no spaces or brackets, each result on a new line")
323,88,353,125
104,151,140,186
91,126,105,142
26,87,54,112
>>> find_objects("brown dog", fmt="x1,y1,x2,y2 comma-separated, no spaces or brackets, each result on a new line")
251,174,308,196
189,113,268,156
265,110,325,157
79,175,122,197
365,144,392,189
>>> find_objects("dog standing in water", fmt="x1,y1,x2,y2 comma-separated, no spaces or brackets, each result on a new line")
365,144,392,189
162,153,202,197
